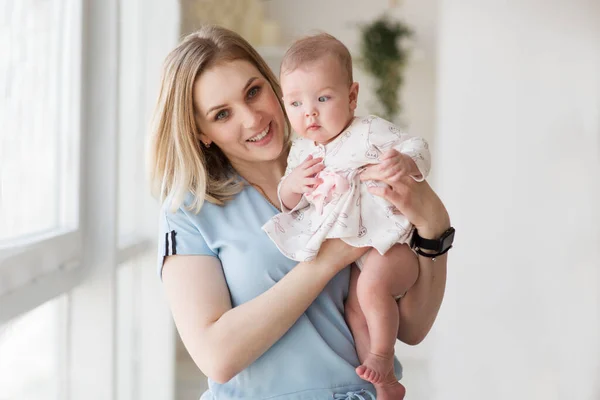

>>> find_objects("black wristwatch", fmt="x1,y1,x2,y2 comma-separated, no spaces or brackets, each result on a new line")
411,227,455,258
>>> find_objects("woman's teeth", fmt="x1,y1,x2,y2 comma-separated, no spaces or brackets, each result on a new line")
247,124,270,142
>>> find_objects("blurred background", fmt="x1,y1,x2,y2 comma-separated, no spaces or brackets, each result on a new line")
0,0,598,399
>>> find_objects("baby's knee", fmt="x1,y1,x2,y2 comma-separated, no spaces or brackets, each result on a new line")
358,245,418,297
389,244,419,279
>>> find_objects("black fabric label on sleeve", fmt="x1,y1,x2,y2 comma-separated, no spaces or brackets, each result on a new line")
164,230,177,256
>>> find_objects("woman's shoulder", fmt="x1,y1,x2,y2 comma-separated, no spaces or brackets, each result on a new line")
157,187,250,252
160,190,230,232
351,114,396,128
349,114,407,144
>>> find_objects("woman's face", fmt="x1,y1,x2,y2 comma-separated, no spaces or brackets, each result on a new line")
194,59,287,169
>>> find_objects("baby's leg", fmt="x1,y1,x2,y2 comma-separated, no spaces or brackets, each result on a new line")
355,244,419,384
346,261,407,400
375,371,407,400
344,264,370,365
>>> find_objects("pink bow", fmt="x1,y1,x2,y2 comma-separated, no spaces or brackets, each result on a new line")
305,171,350,214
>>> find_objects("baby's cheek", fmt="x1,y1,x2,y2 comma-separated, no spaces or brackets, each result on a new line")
289,117,306,137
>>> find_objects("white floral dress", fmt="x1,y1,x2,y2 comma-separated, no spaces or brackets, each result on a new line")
262,115,431,266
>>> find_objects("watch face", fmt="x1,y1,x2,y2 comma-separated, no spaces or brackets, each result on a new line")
442,228,455,249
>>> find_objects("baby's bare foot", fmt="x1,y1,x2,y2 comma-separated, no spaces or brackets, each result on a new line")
375,378,406,400
355,352,394,384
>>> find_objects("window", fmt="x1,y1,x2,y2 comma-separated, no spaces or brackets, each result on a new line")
0,0,82,321
0,0,80,241
0,296,65,400
0,0,178,396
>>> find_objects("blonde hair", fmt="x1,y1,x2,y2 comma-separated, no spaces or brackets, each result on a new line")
280,32,353,86
149,25,290,213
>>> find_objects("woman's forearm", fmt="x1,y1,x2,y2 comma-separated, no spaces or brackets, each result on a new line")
397,252,447,345
201,259,338,382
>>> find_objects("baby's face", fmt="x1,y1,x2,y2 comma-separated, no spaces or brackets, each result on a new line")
280,56,357,144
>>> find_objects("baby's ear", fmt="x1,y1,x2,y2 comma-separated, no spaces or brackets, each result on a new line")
349,82,360,110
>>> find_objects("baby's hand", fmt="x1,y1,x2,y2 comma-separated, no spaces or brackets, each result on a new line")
283,155,325,195
375,149,421,182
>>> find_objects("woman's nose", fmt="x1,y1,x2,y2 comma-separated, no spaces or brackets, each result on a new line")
242,106,262,129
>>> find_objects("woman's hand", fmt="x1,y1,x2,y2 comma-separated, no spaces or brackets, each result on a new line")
360,159,450,239
313,239,369,275
375,149,422,182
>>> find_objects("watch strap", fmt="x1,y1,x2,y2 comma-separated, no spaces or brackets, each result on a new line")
411,227,455,257
414,245,452,258
413,235,444,252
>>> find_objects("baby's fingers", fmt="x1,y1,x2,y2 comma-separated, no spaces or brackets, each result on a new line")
303,177,322,187
301,156,323,169
304,161,325,177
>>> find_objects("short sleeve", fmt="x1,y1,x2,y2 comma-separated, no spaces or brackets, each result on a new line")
157,203,218,279
367,116,431,181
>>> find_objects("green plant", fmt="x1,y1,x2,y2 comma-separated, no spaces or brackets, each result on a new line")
359,15,412,122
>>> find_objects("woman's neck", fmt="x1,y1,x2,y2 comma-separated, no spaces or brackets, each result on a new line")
233,151,287,189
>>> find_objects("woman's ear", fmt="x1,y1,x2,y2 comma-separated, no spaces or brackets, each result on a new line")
198,131,212,148
349,82,360,111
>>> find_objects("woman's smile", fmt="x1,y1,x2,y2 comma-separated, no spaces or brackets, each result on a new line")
246,121,273,146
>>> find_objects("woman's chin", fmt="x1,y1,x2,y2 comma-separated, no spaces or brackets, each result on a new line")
250,134,286,161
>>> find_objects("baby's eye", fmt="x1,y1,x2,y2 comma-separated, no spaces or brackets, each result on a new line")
215,110,229,121
290,101,301,107
318,96,330,102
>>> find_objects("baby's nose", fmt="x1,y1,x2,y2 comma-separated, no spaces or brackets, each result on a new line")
305,109,318,117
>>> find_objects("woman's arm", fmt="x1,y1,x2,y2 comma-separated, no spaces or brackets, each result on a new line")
162,240,367,384
360,164,451,345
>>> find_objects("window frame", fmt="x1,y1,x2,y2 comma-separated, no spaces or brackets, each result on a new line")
0,0,180,398
0,0,84,323
0,0,153,323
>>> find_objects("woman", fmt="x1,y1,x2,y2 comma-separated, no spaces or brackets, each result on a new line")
149,25,451,400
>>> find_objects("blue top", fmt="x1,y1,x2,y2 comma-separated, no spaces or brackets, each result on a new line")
157,183,402,400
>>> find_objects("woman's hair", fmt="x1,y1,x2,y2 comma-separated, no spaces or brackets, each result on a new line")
148,25,290,212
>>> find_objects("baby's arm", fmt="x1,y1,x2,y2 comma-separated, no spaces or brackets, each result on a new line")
279,155,324,210
393,136,430,181
368,116,431,181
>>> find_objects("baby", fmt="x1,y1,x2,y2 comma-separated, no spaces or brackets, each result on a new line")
262,33,430,399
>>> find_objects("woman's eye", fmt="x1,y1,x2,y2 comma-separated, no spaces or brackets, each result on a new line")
290,101,301,107
215,110,229,120
248,86,261,98
318,96,329,102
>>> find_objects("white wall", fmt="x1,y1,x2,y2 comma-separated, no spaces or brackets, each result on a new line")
433,1,600,399
266,1,600,399
265,0,439,147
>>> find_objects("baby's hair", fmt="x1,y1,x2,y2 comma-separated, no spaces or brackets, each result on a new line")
280,32,353,86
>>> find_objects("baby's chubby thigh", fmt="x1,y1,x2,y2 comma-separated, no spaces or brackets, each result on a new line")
358,245,419,299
